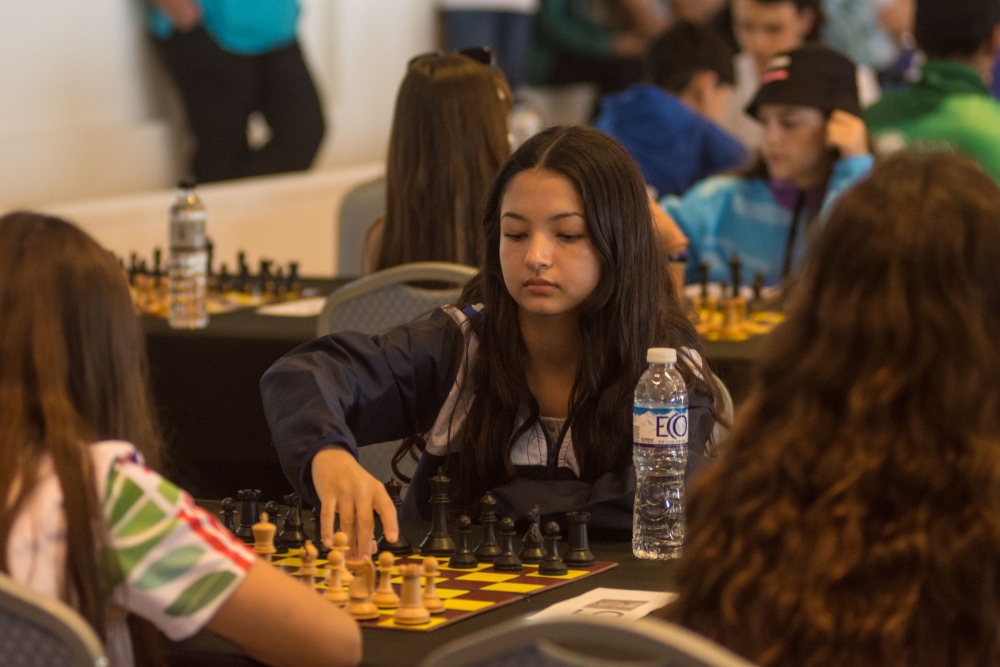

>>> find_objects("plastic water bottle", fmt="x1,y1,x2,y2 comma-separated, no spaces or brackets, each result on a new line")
167,180,209,329
633,347,688,560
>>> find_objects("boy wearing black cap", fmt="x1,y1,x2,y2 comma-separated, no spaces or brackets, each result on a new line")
661,43,872,287
867,0,1000,183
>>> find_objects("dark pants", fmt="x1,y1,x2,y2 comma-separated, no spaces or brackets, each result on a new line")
155,28,326,184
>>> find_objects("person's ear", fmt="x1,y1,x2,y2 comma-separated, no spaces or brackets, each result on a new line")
685,70,720,113
796,7,817,38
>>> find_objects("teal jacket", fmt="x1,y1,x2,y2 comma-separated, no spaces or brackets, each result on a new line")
149,0,299,54
661,155,873,287
867,59,1000,184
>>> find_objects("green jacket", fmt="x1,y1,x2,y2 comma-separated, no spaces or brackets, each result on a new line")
525,0,615,86
866,59,1000,183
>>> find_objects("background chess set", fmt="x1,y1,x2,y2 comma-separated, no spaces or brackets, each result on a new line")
122,247,317,317
223,482,617,633
686,256,784,342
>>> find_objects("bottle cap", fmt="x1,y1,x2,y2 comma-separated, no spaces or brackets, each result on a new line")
647,348,676,364
177,178,197,190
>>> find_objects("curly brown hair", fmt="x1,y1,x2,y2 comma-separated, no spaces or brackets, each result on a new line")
662,151,1000,666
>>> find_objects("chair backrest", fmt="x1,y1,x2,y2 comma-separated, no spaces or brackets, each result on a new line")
316,261,478,337
419,615,757,667
0,571,107,667
316,261,478,485
336,175,386,277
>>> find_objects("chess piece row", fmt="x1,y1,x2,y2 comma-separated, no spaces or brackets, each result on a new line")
378,470,595,572
121,248,303,298
250,514,448,626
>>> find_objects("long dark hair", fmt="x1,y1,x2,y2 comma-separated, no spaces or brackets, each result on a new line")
0,212,161,653
664,152,1000,665
375,52,512,270
449,126,718,510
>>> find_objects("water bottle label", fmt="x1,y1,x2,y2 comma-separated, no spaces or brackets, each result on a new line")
633,406,688,446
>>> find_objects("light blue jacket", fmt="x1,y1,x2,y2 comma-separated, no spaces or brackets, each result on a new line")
661,155,873,286
149,0,299,54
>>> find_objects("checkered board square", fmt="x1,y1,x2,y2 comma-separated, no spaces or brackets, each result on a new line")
269,550,618,632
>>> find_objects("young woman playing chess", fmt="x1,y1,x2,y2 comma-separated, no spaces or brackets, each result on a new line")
0,212,361,666
262,125,726,558
663,151,1000,665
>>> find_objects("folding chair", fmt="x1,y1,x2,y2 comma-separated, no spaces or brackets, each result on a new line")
316,261,478,485
0,571,107,667
419,615,756,667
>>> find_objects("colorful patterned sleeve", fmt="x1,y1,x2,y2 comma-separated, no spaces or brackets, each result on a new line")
97,445,255,641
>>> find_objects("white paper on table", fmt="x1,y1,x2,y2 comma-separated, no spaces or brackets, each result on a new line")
530,588,676,621
256,296,327,317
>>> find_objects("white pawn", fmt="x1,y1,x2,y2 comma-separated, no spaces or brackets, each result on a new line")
393,564,430,626
331,531,354,584
422,556,445,614
298,539,318,589
371,551,400,609
323,549,350,605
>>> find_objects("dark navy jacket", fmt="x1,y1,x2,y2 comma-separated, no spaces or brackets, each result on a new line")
260,308,716,539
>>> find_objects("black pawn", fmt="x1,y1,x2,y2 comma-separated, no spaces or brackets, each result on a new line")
377,478,413,555
449,515,478,569
279,493,307,548
729,254,742,298
518,506,546,564
236,489,260,544
419,467,457,556
563,511,595,567
473,492,501,563
698,262,710,300
219,497,237,534
492,518,523,572
538,522,568,576
263,501,288,554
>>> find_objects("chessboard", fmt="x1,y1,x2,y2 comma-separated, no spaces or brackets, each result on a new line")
269,549,617,632
122,248,317,317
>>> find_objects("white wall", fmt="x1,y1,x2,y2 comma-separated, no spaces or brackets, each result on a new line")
0,1,435,211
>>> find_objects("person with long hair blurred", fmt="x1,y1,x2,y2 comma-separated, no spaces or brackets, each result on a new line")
0,212,361,667
664,151,1000,666
362,49,513,273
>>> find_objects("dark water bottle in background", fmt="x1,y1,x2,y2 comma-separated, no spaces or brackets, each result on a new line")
632,347,688,560
168,180,208,329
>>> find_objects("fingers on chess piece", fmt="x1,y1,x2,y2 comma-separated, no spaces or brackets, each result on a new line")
449,515,479,569
421,557,445,615
419,468,457,557
492,517,524,572
252,511,277,563
563,511,596,567
345,557,380,620
371,551,401,609
323,549,351,606
473,492,501,563
538,522,568,576
394,564,430,625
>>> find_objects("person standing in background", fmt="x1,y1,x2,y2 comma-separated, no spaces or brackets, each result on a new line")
438,1,540,89
866,0,1000,183
148,0,325,184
